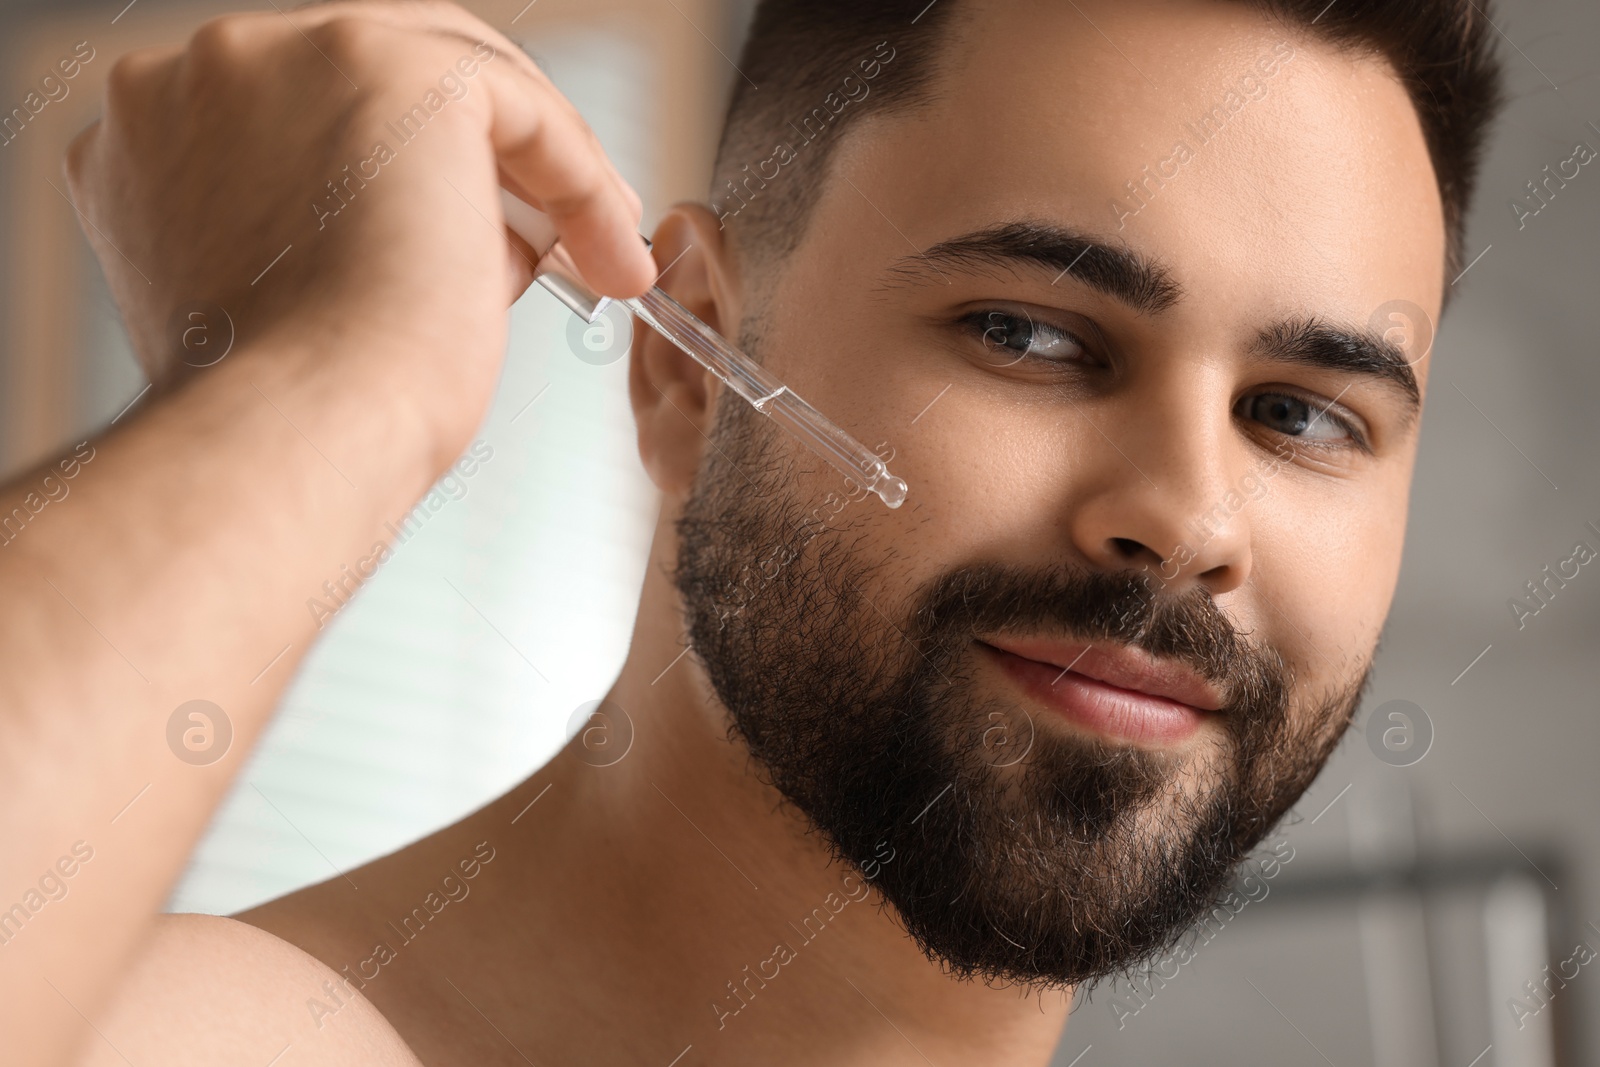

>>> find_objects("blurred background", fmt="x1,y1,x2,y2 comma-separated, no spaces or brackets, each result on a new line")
0,0,1596,1063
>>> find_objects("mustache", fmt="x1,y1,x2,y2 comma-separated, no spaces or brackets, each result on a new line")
904,562,1288,716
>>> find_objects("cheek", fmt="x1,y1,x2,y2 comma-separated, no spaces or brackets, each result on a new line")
1250,475,1408,666
869,387,1065,572
759,287,1031,565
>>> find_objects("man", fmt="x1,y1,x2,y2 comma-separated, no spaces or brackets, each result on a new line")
0,0,1502,1063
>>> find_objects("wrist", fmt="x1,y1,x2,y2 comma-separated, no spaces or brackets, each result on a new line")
199,335,451,520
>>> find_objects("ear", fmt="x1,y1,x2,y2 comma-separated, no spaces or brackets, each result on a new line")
628,202,743,500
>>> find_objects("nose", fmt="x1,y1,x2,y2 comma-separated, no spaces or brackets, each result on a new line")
1063,388,1256,598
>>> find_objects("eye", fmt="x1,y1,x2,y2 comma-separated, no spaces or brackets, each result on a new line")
1237,391,1361,446
962,309,1089,368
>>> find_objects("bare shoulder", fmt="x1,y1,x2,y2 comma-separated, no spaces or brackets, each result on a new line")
72,912,423,1067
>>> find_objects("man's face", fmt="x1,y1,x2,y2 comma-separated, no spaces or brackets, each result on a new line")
671,0,1441,988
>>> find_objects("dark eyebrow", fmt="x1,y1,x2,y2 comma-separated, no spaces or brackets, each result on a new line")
886,224,1423,422
1255,317,1422,422
883,221,1184,315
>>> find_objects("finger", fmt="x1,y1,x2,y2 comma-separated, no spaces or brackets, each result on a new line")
476,65,657,296
615,173,645,225
100,42,184,129
286,2,655,293
503,222,540,304
285,0,545,84
62,119,102,200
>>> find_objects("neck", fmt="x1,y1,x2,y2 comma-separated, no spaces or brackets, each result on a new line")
425,535,1073,1065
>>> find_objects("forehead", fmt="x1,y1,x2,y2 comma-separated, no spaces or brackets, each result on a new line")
807,0,1444,352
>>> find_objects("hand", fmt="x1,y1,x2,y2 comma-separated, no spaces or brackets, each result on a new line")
65,0,657,469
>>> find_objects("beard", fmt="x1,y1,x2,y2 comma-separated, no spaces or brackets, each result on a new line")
672,370,1366,992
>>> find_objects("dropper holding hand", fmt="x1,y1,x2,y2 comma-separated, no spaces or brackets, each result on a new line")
498,189,908,509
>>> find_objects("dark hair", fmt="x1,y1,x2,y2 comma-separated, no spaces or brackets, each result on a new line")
712,0,1504,286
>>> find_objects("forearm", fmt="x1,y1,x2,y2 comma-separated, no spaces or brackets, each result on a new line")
0,341,437,1064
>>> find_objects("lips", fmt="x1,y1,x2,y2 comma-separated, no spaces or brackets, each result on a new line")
977,636,1224,747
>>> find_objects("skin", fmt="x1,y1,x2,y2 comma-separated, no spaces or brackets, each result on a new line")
0,0,1443,1065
